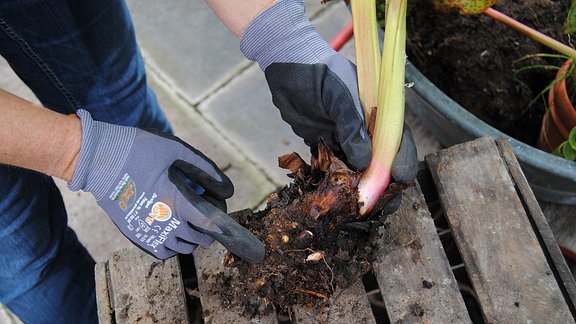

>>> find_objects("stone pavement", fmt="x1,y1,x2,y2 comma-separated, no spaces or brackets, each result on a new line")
0,1,445,322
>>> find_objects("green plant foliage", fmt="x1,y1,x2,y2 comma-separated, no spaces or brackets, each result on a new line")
432,0,498,14
553,127,576,160
564,0,576,35
512,54,574,109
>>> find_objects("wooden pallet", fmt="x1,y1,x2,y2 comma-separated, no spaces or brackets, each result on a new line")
95,137,576,323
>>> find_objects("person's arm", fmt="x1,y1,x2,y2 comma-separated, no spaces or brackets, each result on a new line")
0,89,80,181
204,0,275,37
0,88,264,261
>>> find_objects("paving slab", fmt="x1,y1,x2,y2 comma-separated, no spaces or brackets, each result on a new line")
126,0,244,105
125,0,340,106
146,69,278,212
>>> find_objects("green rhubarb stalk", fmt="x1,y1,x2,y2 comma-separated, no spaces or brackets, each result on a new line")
351,0,381,122
357,0,407,215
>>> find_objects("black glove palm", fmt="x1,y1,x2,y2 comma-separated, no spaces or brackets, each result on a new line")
265,61,371,170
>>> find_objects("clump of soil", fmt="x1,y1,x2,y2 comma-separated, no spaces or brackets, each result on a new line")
404,0,570,146
210,142,404,318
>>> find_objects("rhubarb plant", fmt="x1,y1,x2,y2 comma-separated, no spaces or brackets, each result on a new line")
352,0,409,216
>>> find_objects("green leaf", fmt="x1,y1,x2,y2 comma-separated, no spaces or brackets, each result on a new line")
432,0,498,14
562,141,576,160
552,127,576,160
552,143,563,157
564,0,576,35
569,127,576,149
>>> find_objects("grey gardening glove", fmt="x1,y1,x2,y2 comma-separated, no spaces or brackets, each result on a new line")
241,0,370,170
241,0,418,215
68,110,259,260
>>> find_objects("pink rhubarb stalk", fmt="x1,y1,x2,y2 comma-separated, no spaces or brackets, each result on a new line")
356,0,408,216
483,8,576,59
434,0,576,59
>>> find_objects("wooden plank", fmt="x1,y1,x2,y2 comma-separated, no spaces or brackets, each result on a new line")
293,279,376,323
94,262,113,324
372,182,471,323
495,137,576,314
193,242,277,324
426,137,574,323
105,247,189,323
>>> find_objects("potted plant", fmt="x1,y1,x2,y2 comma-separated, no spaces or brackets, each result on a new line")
397,0,576,204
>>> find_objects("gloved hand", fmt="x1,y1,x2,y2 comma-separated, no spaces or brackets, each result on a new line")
241,0,418,215
240,0,371,171
68,110,264,261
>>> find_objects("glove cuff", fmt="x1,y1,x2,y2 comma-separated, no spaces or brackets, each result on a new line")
240,0,335,70
68,109,136,201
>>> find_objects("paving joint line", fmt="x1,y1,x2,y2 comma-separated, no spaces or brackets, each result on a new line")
142,54,286,203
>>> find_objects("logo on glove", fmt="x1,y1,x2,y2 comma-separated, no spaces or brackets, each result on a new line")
146,201,172,225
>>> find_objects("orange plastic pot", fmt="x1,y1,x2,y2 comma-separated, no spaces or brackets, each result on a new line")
538,59,576,152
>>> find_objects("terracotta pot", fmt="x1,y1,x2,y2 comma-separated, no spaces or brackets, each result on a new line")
537,59,576,152
537,110,565,152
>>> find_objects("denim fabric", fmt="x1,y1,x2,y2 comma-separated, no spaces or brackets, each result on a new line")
0,0,172,322
0,169,98,323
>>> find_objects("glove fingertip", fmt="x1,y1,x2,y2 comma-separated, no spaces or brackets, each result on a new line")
381,192,403,215
349,140,373,171
170,160,234,200
392,126,418,183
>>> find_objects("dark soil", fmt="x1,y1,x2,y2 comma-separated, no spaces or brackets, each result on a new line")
209,143,403,319
405,0,571,146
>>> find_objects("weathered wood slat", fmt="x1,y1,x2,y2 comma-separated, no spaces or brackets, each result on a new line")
373,182,471,323
95,262,113,323
426,137,574,323
495,137,576,313
97,247,189,323
293,279,376,323
193,242,277,324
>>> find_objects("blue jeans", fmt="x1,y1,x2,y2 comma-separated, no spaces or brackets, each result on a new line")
0,1,172,323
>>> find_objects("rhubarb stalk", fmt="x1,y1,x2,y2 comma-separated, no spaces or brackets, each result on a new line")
355,0,408,215
351,0,381,122
433,0,576,59
483,8,576,59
